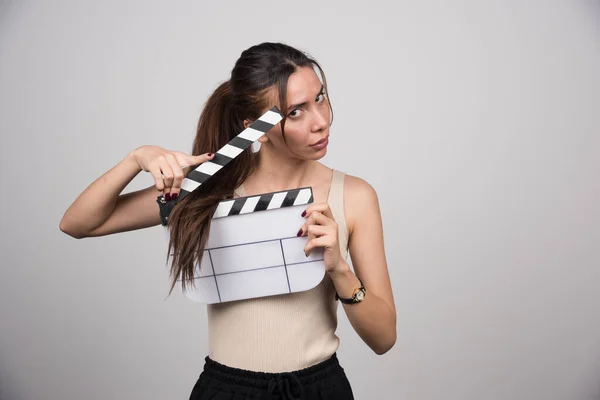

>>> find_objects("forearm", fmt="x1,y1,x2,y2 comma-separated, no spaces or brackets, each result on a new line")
328,262,397,355
59,151,142,237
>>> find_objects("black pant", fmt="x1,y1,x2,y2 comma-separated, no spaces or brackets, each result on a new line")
188,352,355,400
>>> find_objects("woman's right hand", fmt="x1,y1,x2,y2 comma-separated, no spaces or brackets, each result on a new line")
131,145,214,200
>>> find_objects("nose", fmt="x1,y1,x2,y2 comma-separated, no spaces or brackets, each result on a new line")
311,107,329,132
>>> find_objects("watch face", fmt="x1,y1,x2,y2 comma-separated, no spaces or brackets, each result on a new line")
355,290,365,301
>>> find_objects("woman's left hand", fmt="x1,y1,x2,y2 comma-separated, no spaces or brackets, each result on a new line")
297,203,345,274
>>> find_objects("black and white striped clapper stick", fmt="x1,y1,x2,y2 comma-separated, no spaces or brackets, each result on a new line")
180,106,283,199
156,106,283,224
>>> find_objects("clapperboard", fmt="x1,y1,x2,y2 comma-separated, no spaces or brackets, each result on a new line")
158,106,325,303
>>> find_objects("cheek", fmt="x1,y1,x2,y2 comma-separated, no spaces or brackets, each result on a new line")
282,125,308,147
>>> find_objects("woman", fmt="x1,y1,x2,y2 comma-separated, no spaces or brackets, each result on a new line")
60,42,396,400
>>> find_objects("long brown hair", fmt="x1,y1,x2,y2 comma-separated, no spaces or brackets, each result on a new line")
165,42,333,295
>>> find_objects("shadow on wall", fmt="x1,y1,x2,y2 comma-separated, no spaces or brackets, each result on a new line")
0,1,25,43
0,362,25,400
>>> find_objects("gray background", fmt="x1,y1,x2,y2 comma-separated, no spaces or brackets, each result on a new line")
1,1,599,399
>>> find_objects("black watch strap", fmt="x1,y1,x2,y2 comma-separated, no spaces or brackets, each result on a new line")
156,195,179,226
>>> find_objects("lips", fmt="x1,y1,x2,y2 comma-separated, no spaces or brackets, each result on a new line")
310,136,329,146
310,136,329,150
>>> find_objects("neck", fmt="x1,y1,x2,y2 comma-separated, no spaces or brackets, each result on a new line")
248,145,318,192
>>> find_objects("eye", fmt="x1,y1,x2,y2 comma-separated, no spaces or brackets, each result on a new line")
288,109,301,118
316,91,325,103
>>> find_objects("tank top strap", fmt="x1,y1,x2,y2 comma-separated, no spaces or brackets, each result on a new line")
327,169,349,256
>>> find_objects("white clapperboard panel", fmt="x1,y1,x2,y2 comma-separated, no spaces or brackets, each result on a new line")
168,187,325,303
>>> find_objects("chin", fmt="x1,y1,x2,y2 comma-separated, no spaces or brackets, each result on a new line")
310,148,328,160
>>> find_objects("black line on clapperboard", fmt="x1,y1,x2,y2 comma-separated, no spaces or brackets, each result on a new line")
207,250,221,302
191,259,324,278
279,240,291,293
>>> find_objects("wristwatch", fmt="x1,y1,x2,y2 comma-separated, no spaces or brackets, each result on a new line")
335,277,366,304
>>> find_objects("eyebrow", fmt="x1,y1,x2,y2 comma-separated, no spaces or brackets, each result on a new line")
287,84,324,112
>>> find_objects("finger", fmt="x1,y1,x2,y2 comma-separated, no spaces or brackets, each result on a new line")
165,154,184,199
296,212,318,237
158,158,175,199
307,224,329,237
304,236,329,256
181,152,214,169
308,211,334,227
180,152,214,176
150,165,165,193
305,225,331,256
305,225,317,255
302,203,334,220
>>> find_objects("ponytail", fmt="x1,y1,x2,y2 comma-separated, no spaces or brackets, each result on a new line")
165,80,257,296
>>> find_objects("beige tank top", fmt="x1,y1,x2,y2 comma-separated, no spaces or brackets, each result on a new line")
206,169,349,373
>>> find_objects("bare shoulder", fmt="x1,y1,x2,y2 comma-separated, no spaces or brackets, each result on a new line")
342,174,381,234
343,174,378,198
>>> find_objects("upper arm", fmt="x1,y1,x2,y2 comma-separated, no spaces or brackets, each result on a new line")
345,175,396,314
86,185,162,237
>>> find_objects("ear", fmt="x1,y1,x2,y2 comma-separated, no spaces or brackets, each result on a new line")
257,134,269,144
244,119,250,129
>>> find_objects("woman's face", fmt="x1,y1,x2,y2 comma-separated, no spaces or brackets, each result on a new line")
259,66,331,160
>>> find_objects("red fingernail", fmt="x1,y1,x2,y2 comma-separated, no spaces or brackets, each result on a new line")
301,210,306,217
171,192,178,200
165,193,171,201
208,153,213,157
297,229,302,237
